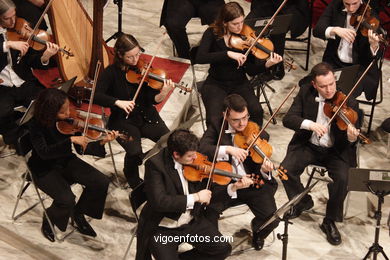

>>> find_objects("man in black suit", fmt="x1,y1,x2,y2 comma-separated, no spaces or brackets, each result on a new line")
0,0,58,145
160,0,224,59
199,94,279,251
280,62,360,245
136,129,233,260
313,0,382,100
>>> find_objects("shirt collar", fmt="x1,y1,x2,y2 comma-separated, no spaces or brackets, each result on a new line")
173,158,183,172
0,27,6,34
315,93,326,102
225,124,236,134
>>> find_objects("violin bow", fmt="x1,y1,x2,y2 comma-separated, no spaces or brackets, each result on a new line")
354,0,371,33
82,60,102,142
17,0,55,63
243,0,289,59
205,109,228,190
246,84,297,151
326,59,375,127
126,32,167,119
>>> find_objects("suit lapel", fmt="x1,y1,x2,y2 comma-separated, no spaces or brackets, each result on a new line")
307,87,320,121
163,149,185,195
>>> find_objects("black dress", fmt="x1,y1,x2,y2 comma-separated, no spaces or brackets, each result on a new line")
196,27,268,127
28,119,110,231
94,64,170,188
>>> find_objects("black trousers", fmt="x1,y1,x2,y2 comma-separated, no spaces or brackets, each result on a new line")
163,0,224,58
206,180,279,240
108,114,169,188
280,143,350,222
200,77,264,127
150,217,231,260
0,82,43,145
33,156,110,231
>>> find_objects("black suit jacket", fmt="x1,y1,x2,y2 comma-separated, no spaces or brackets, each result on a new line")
136,147,230,260
0,34,48,83
282,85,359,167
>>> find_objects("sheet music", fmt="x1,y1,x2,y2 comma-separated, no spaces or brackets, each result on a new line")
369,171,390,182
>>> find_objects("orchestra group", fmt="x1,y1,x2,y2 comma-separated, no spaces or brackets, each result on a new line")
0,0,388,259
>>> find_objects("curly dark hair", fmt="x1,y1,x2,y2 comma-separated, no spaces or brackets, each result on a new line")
210,2,244,38
34,88,68,128
114,33,144,70
167,129,199,156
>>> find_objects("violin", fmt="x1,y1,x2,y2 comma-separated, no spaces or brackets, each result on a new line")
233,121,288,180
56,108,132,141
229,24,296,71
350,2,388,46
183,152,264,188
126,59,192,93
323,91,371,144
6,17,74,57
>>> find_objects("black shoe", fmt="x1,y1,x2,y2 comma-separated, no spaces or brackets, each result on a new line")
73,213,97,237
251,220,265,251
41,215,55,242
320,218,341,245
285,198,314,219
273,63,285,80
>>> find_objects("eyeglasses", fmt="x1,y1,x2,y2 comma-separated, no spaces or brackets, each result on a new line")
230,114,250,124
124,51,142,60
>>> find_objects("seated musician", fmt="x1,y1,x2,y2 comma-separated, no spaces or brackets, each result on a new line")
247,0,310,80
199,94,279,251
94,33,174,189
0,0,58,145
28,88,116,242
160,0,225,59
313,0,382,100
136,129,232,260
279,62,360,245
196,1,282,128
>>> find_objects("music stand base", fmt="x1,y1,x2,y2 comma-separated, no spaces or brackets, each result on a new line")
363,244,389,260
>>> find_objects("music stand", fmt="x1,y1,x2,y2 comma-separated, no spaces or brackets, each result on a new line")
105,0,123,43
348,168,390,260
245,14,293,36
55,76,77,94
334,65,360,95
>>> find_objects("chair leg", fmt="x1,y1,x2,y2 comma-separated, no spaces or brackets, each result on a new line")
122,226,137,260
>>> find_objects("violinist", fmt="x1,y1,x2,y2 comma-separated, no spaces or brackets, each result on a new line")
199,94,279,251
94,33,174,189
136,129,232,260
313,0,383,100
0,0,58,146
279,62,360,246
195,1,282,128
28,88,117,242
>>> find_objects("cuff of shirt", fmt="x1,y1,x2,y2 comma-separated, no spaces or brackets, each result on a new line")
370,45,379,56
3,42,9,52
301,119,314,130
227,183,238,199
217,145,229,161
325,27,336,39
260,169,272,180
41,58,49,66
187,194,195,209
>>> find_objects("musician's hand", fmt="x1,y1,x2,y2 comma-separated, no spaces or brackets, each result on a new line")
232,175,254,191
155,79,174,103
195,189,212,205
100,130,119,145
227,51,246,66
265,52,283,68
347,124,359,142
226,146,248,163
261,157,274,173
368,29,380,52
70,136,89,151
115,100,135,113
309,122,328,137
333,27,356,44
6,41,29,56
41,42,59,63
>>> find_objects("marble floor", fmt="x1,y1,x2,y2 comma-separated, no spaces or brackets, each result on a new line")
0,0,389,259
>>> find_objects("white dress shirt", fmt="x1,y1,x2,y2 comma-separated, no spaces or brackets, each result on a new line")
0,28,25,87
159,158,196,228
300,94,334,148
